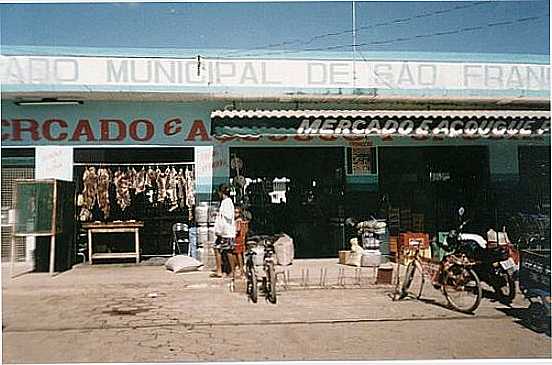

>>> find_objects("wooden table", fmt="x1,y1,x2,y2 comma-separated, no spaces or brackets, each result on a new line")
82,221,144,264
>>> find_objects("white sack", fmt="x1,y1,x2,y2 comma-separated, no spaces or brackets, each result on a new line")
165,255,203,273
274,233,294,266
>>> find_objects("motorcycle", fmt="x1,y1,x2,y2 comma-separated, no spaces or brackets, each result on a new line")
444,207,517,303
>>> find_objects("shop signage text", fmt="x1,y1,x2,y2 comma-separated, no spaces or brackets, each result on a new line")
1,55,549,91
297,118,550,137
1,117,211,144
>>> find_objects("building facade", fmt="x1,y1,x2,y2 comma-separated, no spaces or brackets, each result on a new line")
1,46,550,261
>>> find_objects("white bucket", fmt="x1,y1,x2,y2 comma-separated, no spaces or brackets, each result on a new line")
208,204,219,225
195,203,209,224
197,224,209,245
208,226,216,243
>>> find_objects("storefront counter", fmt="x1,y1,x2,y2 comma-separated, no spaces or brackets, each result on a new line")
82,221,144,264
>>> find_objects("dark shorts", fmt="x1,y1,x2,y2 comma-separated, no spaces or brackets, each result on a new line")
214,237,235,253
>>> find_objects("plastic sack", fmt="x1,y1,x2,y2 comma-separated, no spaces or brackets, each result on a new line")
165,255,203,273
346,238,363,266
274,233,294,266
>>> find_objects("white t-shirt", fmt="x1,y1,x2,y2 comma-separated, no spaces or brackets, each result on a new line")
218,197,236,238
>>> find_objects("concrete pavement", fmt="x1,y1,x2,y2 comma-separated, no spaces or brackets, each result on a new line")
2,260,551,362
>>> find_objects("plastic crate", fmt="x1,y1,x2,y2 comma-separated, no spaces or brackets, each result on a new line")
399,232,430,249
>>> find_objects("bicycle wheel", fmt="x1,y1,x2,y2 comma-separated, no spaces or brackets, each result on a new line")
247,263,258,303
267,262,277,304
400,260,424,300
442,264,482,313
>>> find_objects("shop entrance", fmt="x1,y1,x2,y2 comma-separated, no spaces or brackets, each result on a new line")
230,147,345,258
73,147,196,260
379,146,491,234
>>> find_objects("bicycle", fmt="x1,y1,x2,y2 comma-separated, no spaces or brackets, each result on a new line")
394,240,482,314
261,236,277,304
244,235,278,304
244,240,258,303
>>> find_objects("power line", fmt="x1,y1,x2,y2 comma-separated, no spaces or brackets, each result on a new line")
223,12,548,58
219,1,489,57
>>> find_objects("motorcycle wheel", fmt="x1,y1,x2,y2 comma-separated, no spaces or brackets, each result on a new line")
442,264,482,314
493,270,516,303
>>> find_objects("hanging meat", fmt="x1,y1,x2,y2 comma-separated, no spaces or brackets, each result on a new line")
96,168,111,219
185,167,196,220
135,167,147,193
79,166,98,222
114,168,132,211
145,166,157,204
176,168,186,209
166,167,179,211
156,167,168,203
128,167,138,191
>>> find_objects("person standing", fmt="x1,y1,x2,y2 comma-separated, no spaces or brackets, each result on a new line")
233,206,249,277
212,184,236,278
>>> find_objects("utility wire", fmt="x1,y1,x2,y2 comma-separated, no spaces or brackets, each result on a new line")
224,12,548,58
219,1,489,57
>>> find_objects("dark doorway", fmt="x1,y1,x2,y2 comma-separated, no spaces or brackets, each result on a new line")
231,147,345,258
379,146,491,234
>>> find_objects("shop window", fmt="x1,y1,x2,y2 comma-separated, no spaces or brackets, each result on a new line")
1,148,35,263
73,147,195,257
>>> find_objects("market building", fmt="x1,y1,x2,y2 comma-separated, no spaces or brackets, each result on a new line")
1,46,550,267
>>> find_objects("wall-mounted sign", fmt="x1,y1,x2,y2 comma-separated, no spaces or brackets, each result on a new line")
1,116,211,146
1,55,549,91
297,118,550,137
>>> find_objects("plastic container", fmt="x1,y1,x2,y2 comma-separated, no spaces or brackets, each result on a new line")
361,250,382,267
195,203,209,224
208,204,219,225
197,224,209,246
208,226,216,243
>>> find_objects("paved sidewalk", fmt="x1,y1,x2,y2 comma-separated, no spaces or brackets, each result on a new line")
2,260,551,362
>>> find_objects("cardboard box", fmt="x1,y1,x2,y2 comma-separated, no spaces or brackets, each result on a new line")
376,265,394,285
339,250,351,265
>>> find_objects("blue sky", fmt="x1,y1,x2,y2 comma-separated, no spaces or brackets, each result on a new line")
0,1,549,56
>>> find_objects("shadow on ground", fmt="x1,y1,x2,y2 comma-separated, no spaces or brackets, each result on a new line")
498,306,551,337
